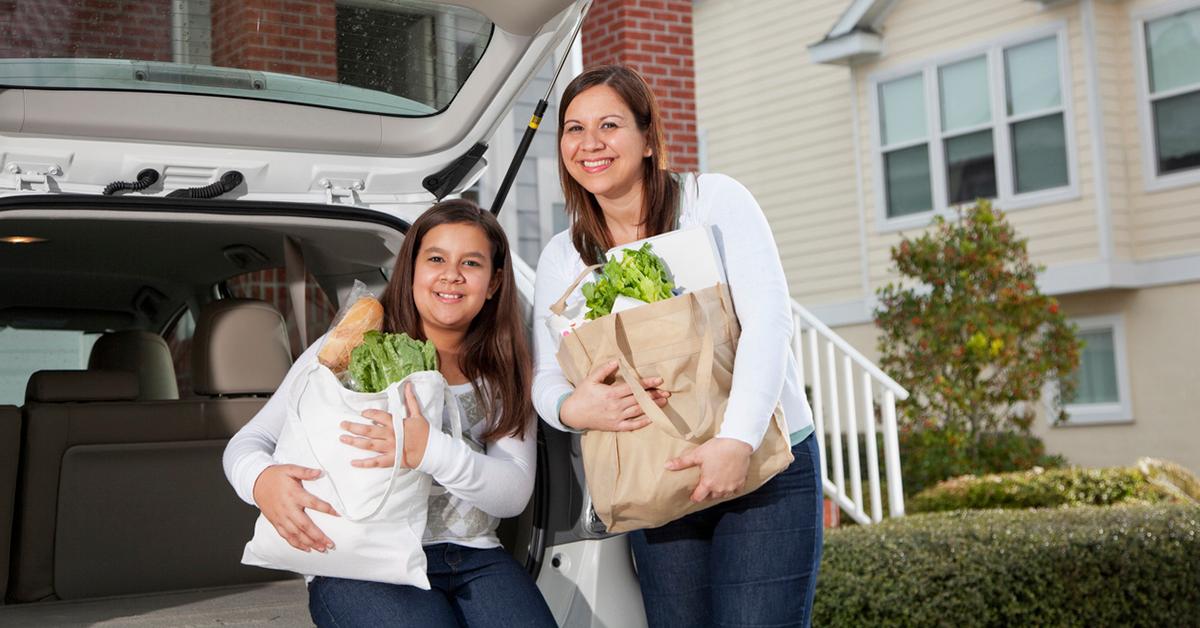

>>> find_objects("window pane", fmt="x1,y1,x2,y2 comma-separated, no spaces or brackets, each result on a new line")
945,130,996,204
1152,90,1200,174
1146,8,1200,93
880,74,927,146
1012,113,1069,193
1066,329,1119,405
884,144,933,217
939,56,991,132
1005,37,1061,116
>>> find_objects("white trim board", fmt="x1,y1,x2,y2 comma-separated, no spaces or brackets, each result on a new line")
811,254,1200,328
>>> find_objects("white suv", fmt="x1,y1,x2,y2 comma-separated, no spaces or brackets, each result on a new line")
0,1,644,625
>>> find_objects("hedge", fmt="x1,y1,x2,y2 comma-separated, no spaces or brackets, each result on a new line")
814,504,1200,627
908,458,1200,513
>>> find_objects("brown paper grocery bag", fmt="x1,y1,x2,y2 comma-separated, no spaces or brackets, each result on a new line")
552,271,793,533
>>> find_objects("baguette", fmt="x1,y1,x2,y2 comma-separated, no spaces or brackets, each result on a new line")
318,296,384,372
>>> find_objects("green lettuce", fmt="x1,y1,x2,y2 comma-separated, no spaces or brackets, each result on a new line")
581,243,675,320
347,330,439,393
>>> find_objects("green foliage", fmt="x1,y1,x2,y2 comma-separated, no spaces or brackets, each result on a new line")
348,330,439,393
874,201,1082,440
814,504,1200,627
898,425,1065,497
581,243,675,319
908,461,1200,513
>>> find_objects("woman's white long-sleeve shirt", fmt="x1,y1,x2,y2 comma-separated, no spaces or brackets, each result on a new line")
532,173,814,450
223,335,537,549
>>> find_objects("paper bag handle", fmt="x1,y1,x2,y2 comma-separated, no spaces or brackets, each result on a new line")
550,263,604,316
607,292,717,443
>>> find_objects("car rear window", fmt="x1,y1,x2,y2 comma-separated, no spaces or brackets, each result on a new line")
0,0,493,116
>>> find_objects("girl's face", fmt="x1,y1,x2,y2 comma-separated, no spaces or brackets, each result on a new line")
411,222,499,339
560,84,652,203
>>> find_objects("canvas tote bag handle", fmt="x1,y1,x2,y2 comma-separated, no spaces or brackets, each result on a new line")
550,263,604,316
607,291,717,443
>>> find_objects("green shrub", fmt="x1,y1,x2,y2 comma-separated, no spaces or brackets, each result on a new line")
908,460,1199,513
897,426,1065,497
814,504,1200,627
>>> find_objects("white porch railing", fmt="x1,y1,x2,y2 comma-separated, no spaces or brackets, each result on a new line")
791,302,909,524
514,257,908,525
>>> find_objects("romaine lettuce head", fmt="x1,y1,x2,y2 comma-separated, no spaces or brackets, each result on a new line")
348,330,439,392
582,243,675,320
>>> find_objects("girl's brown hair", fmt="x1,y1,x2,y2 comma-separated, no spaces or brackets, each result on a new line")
558,64,678,265
379,199,532,441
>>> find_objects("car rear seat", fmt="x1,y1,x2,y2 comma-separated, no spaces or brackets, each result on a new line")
7,299,293,603
0,404,20,604
87,330,180,400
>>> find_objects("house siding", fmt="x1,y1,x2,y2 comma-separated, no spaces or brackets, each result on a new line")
694,0,865,305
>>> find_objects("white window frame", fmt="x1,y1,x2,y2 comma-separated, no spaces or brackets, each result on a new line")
1050,314,1134,426
1132,0,1200,192
869,22,1079,233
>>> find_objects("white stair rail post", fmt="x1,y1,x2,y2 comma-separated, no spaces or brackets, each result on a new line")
806,328,826,484
842,355,863,519
861,371,882,522
825,340,844,500
882,390,906,516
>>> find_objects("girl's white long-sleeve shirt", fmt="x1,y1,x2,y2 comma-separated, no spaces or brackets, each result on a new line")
223,335,536,549
532,173,814,450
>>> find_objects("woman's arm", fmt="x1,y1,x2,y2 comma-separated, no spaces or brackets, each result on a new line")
417,419,538,519
531,234,579,432
705,174,794,450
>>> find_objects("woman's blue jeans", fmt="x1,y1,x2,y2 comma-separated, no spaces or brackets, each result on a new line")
307,543,556,627
630,433,824,628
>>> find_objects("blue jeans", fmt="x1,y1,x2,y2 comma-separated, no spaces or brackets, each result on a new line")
307,543,556,628
630,433,824,628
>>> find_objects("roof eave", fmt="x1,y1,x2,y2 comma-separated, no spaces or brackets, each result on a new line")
808,30,883,65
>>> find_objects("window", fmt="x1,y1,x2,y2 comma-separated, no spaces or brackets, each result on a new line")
872,29,1075,226
1056,315,1133,425
0,0,491,116
1138,4,1200,187
0,328,101,406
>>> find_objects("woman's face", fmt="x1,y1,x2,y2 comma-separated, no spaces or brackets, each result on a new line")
560,84,652,203
411,222,499,338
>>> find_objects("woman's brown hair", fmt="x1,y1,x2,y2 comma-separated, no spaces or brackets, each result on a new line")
558,64,678,265
379,199,532,441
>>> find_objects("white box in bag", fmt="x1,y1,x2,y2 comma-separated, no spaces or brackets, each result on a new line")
606,224,727,293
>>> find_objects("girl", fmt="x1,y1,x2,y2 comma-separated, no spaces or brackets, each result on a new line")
224,199,556,627
532,65,824,627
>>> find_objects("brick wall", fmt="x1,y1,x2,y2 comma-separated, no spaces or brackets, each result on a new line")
580,0,698,171
0,0,172,61
210,0,337,81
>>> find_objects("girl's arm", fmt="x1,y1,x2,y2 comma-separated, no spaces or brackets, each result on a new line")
416,418,538,519
705,174,794,451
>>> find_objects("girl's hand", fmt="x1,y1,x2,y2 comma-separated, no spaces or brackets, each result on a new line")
665,437,754,503
342,382,429,469
252,464,338,552
559,361,671,432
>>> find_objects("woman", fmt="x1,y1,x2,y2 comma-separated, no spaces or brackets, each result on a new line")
532,65,823,627
224,200,556,627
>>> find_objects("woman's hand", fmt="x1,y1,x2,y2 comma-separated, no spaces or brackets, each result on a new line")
342,382,429,469
252,464,338,552
559,360,671,432
665,437,754,503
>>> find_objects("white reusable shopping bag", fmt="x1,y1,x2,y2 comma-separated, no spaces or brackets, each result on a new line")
241,363,461,589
